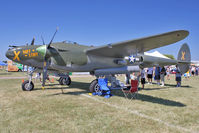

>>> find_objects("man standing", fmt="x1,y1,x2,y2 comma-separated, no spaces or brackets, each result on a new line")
147,67,153,84
141,69,146,89
176,65,182,87
155,66,161,85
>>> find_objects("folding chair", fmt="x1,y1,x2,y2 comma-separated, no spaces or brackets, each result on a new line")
95,78,111,98
122,80,138,99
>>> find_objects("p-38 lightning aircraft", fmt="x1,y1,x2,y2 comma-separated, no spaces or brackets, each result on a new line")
6,29,191,92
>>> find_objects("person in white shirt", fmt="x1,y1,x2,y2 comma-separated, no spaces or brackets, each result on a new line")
191,67,195,76
160,67,166,87
130,72,137,80
147,67,153,84
166,67,170,80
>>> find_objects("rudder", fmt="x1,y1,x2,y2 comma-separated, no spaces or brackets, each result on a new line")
177,43,191,74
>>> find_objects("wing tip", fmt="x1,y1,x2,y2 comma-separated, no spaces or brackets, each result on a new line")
176,30,189,39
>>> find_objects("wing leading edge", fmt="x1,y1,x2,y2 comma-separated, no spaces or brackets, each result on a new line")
86,30,189,58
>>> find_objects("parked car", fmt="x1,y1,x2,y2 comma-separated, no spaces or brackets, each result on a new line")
170,69,177,74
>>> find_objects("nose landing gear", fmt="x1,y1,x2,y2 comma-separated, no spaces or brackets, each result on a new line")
21,69,72,91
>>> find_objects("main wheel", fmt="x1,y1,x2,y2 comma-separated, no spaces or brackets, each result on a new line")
22,80,34,91
59,77,71,85
59,77,64,85
89,79,100,93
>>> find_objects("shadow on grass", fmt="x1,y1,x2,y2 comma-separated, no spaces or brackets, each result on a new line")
113,90,185,107
34,81,186,107
136,93,186,107
142,83,191,91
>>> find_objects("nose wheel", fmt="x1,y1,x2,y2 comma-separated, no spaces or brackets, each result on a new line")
21,68,36,91
22,80,34,91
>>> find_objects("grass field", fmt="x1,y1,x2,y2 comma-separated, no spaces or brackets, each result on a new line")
0,71,199,133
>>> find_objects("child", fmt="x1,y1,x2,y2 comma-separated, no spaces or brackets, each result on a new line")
130,72,137,80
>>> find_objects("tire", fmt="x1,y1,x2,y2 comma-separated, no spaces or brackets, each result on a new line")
89,79,100,93
59,77,64,85
60,77,71,85
22,80,34,91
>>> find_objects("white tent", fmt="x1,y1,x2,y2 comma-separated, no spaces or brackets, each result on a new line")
144,51,170,59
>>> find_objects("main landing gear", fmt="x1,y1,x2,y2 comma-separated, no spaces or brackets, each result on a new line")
58,76,71,85
89,79,100,92
89,75,124,93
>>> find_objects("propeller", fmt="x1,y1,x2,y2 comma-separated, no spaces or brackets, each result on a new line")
48,27,58,48
25,37,35,46
31,37,35,45
36,28,59,89
41,36,45,45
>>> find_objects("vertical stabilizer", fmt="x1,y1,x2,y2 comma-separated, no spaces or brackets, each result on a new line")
177,43,191,74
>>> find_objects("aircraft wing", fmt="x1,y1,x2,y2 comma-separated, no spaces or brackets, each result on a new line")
86,30,189,58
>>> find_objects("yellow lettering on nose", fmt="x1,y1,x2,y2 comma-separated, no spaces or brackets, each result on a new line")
181,51,186,60
13,51,20,61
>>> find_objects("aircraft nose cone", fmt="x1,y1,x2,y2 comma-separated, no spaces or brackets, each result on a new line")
6,49,14,60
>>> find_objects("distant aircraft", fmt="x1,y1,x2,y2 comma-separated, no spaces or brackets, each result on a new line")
6,29,191,91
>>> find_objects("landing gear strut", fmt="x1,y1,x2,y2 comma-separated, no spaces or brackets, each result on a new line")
22,80,34,91
22,68,36,91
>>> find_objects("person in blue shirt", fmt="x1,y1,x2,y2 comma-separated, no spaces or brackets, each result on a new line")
196,67,198,76
175,65,182,87
155,66,161,85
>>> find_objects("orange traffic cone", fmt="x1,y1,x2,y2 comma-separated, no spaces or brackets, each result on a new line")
51,78,54,83
22,79,24,83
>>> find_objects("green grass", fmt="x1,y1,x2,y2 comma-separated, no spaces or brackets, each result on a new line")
0,73,199,133
0,69,27,77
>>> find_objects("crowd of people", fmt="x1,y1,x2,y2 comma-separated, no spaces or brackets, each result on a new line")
126,65,198,89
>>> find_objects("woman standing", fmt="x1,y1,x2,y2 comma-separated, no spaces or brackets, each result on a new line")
160,67,166,86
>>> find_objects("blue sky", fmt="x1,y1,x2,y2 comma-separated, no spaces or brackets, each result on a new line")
0,0,198,60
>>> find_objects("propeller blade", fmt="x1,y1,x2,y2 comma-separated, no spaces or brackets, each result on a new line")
41,35,45,45
31,37,35,45
48,27,59,48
